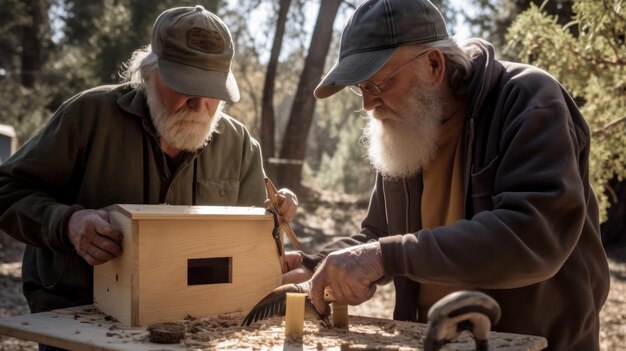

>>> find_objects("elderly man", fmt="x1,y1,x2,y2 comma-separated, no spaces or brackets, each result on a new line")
284,0,610,350
0,5,296,319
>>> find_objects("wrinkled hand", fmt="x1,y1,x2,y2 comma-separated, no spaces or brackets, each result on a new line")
265,188,298,223
309,242,385,315
281,251,313,284
68,209,123,266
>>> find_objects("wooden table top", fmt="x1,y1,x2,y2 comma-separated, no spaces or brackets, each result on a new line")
0,305,547,350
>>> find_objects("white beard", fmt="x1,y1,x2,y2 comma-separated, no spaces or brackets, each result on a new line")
362,83,444,179
144,78,223,152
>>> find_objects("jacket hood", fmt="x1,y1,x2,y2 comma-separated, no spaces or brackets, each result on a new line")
463,38,500,121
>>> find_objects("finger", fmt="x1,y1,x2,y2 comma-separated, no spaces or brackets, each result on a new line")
282,268,312,284
344,277,376,305
92,215,122,242
91,234,123,257
279,202,296,223
85,242,118,263
310,265,330,315
284,251,303,270
80,248,106,266
327,268,351,305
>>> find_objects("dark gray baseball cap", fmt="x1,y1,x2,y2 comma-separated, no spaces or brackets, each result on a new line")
152,5,240,102
314,0,448,99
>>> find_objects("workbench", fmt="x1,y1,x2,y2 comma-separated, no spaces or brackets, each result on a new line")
0,305,548,350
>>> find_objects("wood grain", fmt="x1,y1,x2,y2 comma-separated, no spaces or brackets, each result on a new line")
0,305,548,351
94,205,282,326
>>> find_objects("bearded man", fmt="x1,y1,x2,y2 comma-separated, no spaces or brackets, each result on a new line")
281,0,610,350
0,5,296,321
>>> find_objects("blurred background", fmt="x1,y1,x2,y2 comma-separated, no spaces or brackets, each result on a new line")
0,0,624,238
0,0,625,349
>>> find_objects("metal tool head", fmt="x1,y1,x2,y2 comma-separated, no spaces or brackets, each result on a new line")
241,282,331,327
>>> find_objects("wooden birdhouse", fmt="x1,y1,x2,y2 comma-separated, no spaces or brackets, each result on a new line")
93,204,282,326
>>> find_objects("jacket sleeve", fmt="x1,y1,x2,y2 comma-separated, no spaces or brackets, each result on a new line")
302,174,389,271
380,69,593,289
235,131,266,208
0,98,85,253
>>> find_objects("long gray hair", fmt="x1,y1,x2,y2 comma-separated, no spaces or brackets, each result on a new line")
120,45,159,87
421,38,479,96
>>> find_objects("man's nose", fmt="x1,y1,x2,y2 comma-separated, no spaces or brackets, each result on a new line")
186,97,211,113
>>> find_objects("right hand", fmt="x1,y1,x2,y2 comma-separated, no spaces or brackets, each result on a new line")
281,251,313,284
68,209,123,266
309,241,384,315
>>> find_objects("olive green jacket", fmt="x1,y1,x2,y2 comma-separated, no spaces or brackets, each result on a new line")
0,83,267,313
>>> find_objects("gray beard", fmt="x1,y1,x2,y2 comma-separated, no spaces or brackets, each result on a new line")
362,84,444,179
144,78,223,152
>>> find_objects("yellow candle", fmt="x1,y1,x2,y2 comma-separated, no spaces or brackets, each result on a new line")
284,292,306,338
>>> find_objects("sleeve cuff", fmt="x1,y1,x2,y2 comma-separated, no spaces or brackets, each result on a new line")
50,204,84,253
379,234,407,276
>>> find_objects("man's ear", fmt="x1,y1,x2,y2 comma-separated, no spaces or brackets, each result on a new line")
426,49,446,86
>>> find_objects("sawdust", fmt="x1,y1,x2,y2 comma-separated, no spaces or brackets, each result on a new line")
162,312,546,350
1,203,626,350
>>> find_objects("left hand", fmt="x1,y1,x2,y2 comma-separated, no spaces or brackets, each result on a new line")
281,251,313,284
265,188,298,223
309,241,385,315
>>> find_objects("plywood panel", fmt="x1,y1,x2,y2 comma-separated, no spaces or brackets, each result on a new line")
136,217,281,325
96,205,282,326
0,305,548,351
113,204,269,220
93,209,137,325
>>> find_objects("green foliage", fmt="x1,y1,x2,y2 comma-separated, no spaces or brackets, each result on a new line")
506,0,626,221
465,0,574,59
0,0,29,75
0,79,52,144
302,90,375,195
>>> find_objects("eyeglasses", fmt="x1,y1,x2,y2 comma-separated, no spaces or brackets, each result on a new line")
349,49,430,97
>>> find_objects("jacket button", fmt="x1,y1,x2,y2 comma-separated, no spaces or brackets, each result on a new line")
219,190,225,197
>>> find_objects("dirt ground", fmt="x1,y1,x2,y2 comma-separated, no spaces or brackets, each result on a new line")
0,198,624,350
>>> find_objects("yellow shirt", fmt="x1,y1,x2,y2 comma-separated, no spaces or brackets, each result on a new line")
418,111,466,321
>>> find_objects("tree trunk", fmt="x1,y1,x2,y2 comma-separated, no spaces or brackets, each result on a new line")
21,0,49,88
277,0,341,192
601,177,626,246
261,0,292,181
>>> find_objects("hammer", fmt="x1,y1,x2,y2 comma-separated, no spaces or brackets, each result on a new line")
424,290,501,351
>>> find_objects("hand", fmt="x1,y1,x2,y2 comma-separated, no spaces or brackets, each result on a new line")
281,251,313,284
67,209,123,266
309,242,385,315
265,188,298,223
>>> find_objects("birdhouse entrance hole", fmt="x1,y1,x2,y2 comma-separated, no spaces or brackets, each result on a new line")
187,257,232,285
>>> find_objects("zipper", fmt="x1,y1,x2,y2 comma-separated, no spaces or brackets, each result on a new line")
464,118,475,214
403,178,410,233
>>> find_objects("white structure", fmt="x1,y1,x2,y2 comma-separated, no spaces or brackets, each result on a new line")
0,124,16,164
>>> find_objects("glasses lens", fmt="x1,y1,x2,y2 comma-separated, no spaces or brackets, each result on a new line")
349,85,363,96
360,81,381,96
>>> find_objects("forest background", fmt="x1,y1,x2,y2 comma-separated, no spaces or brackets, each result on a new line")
0,0,624,243
0,0,625,350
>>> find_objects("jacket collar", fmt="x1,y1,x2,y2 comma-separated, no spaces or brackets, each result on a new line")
463,39,501,121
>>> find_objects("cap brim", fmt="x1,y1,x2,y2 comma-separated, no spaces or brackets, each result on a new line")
158,58,240,103
314,48,398,99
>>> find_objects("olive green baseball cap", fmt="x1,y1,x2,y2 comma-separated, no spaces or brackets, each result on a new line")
314,0,449,99
152,5,240,102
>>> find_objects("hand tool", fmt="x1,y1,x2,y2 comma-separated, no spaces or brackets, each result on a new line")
424,290,501,351
241,280,334,327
